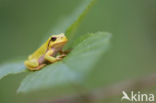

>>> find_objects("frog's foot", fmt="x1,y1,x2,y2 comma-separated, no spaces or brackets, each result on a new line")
59,50,71,55
26,64,46,71
31,64,46,71
57,54,66,58
58,49,71,59
55,54,66,61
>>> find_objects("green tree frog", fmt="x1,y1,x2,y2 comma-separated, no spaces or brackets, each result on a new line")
24,33,68,71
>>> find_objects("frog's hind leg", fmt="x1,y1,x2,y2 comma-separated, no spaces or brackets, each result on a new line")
24,59,38,67
24,59,44,70
25,63,46,71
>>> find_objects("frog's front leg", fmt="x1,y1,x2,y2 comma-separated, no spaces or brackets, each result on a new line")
44,49,60,63
59,50,71,55
58,50,71,58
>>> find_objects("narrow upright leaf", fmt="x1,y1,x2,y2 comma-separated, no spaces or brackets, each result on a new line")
65,0,96,39
43,0,96,42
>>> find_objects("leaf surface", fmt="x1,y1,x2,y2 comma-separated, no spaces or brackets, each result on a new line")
0,61,26,80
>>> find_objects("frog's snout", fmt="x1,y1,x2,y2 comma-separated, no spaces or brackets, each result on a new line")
63,36,68,43
60,34,68,43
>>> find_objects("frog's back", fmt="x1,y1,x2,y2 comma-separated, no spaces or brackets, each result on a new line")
28,38,50,60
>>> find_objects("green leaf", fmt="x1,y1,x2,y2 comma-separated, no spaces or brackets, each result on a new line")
17,62,79,93
43,0,96,43
65,0,96,40
0,61,26,80
18,32,111,93
64,32,111,73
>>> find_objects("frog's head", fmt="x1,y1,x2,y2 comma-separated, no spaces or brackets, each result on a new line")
48,33,68,49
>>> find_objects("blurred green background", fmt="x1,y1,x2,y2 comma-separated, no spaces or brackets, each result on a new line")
0,0,156,103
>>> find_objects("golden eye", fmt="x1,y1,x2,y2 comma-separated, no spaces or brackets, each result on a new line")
51,37,57,41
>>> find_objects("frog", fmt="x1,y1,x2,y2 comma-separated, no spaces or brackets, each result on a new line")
24,33,68,71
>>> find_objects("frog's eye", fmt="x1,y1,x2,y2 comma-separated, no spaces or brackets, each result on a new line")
51,37,57,41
